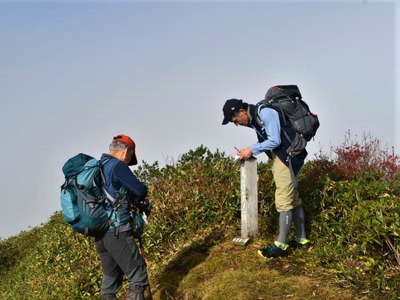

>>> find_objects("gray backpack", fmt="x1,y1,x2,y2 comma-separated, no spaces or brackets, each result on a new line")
256,85,319,156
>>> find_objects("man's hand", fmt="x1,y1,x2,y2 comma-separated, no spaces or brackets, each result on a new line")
237,147,253,160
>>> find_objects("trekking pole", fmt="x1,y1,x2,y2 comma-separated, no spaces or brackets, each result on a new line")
139,237,153,300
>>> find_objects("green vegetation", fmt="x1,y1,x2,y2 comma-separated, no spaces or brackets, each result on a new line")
0,136,399,299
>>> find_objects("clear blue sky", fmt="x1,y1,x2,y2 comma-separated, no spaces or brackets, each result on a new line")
0,1,396,238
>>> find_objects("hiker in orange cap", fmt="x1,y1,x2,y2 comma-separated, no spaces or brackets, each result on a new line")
96,134,150,300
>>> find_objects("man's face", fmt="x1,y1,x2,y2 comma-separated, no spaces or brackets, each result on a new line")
231,109,249,126
122,147,133,164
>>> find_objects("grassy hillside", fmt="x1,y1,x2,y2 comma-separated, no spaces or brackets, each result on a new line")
0,136,399,299
152,235,357,300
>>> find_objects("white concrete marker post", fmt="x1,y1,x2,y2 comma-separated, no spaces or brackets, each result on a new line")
241,157,258,238
233,158,258,246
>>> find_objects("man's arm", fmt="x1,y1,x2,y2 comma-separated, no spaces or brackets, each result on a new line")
251,107,281,155
113,161,147,198
237,108,281,159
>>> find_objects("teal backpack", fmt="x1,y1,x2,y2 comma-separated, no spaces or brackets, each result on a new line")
60,153,116,237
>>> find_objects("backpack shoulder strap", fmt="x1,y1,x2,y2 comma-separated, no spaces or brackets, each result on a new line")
98,158,125,211
256,102,285,128
256,102,293,145
255,102,271,128
98,158,117,202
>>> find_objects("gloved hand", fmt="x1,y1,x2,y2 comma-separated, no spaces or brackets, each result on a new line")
134,197,152,217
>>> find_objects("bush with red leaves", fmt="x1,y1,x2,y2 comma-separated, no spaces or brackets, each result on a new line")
332,131,400,180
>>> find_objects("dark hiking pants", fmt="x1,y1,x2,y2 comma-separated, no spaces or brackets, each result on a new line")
95,230,149,296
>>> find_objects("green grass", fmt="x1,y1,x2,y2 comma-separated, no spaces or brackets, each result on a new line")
152,234,357,300
0,213,103,299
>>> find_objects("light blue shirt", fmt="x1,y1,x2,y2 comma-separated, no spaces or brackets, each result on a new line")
251,107,281,155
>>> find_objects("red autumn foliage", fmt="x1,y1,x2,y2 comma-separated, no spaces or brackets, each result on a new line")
310,132,400,180
333,132,400,179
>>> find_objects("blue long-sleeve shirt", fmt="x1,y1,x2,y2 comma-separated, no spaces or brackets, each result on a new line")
100,153,147,199
100,153,147,229
250,107,281,155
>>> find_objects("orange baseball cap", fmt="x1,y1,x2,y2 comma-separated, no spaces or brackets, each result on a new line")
112,134,138,165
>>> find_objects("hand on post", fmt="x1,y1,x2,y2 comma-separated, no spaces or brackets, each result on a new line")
237,147,253,160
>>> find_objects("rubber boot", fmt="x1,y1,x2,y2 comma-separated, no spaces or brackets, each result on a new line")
101,294,117,300
125,287,145,300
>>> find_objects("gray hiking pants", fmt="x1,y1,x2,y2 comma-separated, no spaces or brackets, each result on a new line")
95,230,149,296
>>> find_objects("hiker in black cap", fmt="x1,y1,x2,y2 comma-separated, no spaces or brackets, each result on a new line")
222,96,311,258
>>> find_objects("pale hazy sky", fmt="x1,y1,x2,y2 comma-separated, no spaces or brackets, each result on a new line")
0,1,397,238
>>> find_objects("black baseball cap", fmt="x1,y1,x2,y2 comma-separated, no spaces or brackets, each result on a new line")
222,99,243,125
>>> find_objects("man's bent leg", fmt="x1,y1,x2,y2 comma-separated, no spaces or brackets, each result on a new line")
126,286,145,300
292,205,307,241
271,155,301,213
271,155,301,248
277,210,293,246
95,233,124,296
105,231,149,299
290,205,311,249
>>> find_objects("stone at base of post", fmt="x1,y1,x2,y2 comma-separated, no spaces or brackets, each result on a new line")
232,237,250,246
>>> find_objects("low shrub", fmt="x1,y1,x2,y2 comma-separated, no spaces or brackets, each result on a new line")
296,133,400,295
135,145,243,261
330,131,399,180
